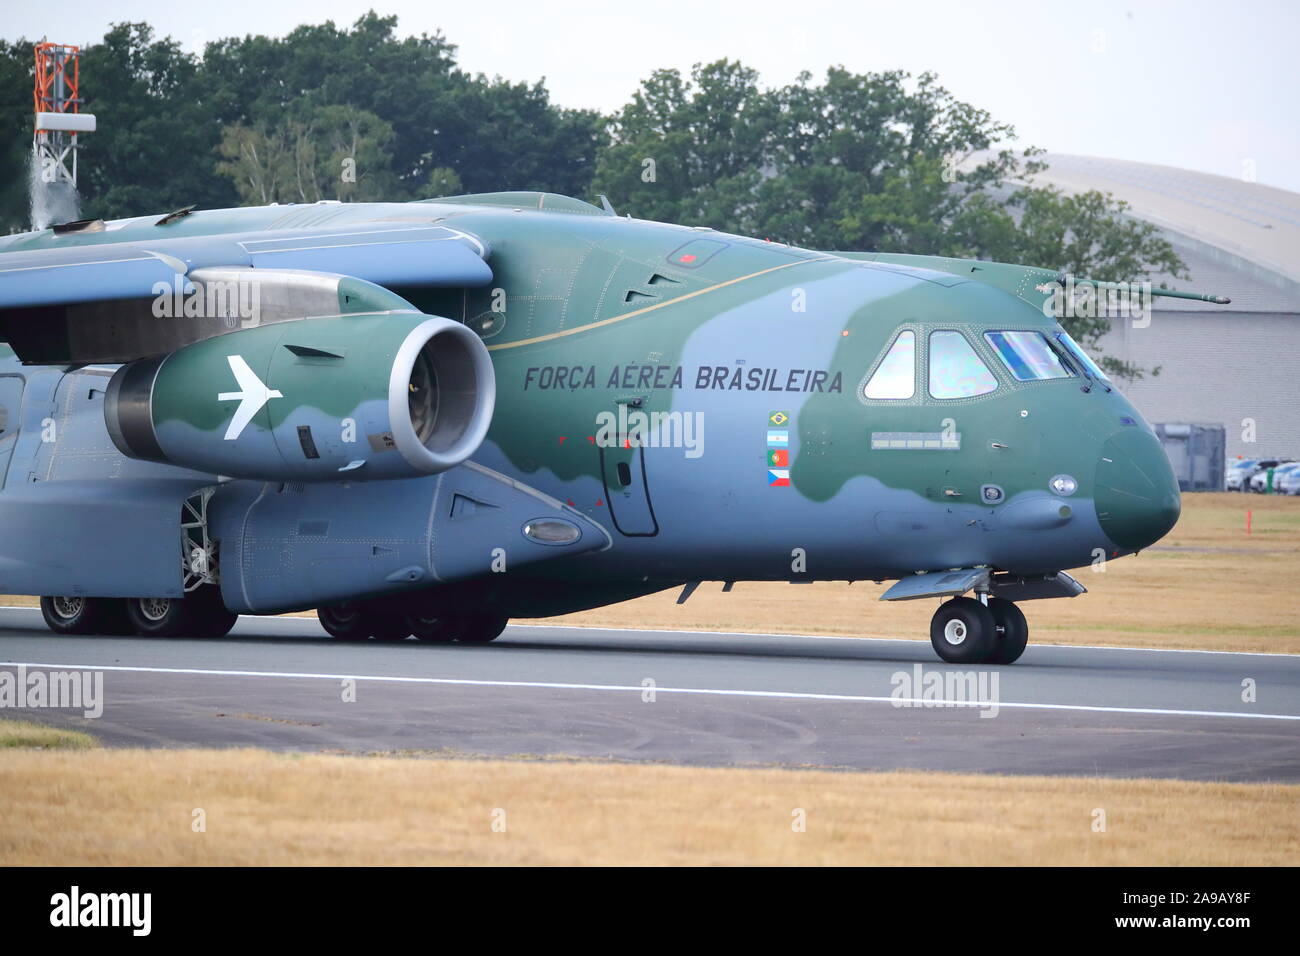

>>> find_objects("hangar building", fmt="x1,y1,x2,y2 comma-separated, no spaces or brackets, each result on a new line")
1025,154,1300,466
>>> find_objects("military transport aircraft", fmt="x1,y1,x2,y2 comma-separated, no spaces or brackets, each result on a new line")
0,192,1223,663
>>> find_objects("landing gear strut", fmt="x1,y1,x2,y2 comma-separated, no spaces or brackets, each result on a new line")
38,487,242,639
930,595,1029,665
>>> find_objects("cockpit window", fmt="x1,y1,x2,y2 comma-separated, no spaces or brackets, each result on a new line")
984,330,1073,381
864,330,915,399
1054,330,1110,382
928,331,997,399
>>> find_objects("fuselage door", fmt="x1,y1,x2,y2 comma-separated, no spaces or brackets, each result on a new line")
599,439,659,536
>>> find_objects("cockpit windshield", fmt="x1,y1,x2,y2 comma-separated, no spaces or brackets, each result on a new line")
984,331,1073,381
929,331,997,398
863,331,916,399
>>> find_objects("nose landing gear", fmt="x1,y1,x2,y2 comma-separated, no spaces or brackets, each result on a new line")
930,595,1028,665
984,597,1028,664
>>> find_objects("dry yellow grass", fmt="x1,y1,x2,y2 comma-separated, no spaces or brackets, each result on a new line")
5,494,1297,653
1,747,1295,866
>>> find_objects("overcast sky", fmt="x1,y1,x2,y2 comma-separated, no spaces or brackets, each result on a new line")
8,0,1298,192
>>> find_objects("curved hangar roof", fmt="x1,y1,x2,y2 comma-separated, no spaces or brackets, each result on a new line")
1022,154,1300,312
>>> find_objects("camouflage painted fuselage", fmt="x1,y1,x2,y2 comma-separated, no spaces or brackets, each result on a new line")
0,192,1180,616
408,194,1176,583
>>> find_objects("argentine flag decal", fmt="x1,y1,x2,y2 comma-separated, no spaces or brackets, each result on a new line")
766,412,792,486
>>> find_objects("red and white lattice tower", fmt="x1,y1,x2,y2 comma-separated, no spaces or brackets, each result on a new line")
33,41,96,189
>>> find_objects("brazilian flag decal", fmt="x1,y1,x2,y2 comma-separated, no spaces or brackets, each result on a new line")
768,410,790,427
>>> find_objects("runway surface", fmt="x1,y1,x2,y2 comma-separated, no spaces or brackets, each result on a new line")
2,607,1298,781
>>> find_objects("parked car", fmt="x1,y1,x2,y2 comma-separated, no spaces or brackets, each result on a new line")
1231,457,1293,492
1263,461,1300,494
1249,460,1300,493
1225,459,1260,491
1227,457,1291,491
1277,467,1300,496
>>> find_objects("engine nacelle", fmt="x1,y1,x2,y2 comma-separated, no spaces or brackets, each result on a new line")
105,312,495,481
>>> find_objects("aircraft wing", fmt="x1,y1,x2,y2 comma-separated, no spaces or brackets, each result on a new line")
0,243,200,309
0,224,492,311
0,224,493,364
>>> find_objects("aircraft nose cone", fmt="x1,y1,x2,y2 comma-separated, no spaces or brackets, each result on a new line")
1094,429,1181,552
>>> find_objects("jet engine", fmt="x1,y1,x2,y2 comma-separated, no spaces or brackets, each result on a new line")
104,312,495,482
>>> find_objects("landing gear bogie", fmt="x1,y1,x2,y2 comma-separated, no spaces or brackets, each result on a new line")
41,587,235,639
40,596,130,636
124,586,236,639
929,596,997,664
449,613,509,645
985,597,1029,665
929,595,1030,665
407,613,455,643
318,601,509,645
317,602,416,642
406,612,508,644
317,602,385,641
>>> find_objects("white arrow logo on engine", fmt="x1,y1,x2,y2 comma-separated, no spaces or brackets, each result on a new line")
217,355,283,440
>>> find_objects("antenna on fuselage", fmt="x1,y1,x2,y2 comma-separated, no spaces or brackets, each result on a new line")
1039,273,1231,305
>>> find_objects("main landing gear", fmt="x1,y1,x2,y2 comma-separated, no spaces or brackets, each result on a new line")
929,595,1028,665
39,586,238,639
38,489,241,640
317,601,509,645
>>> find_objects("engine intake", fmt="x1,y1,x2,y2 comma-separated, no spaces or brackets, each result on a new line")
105,312,495,482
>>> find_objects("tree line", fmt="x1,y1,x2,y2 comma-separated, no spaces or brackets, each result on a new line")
0,12,1185,375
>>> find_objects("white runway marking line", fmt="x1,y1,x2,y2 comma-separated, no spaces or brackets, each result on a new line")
3,660,1298,723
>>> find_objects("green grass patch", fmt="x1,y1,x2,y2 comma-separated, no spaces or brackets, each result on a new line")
0,719,97,750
